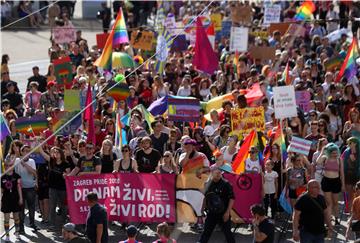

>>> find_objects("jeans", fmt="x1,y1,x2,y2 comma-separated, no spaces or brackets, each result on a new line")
300,230,325,243
49,188,67,225
263,193,277,219
198,213,235,243
20,188,36,229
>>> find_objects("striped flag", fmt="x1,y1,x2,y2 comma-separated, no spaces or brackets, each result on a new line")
282,62,291,85
288,136,312,156
335,37,359,82
0,114,10,141
155,1,165,29
154,28,173,74
115,113,127,150
232,130,257,174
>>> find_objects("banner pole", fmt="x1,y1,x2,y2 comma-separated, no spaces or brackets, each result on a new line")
279,119,284,191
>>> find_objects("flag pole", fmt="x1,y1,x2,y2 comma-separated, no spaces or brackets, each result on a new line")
279,119,284,191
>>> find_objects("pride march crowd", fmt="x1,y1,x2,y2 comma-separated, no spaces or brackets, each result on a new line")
4,1,360,243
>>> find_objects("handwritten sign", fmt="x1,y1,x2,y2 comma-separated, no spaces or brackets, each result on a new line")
263,4,281,25
130,30,154,51
230,27,249,52
164,13,177,36
273,86,297,119
295,91,311,112
52,25,76,44
231,107,265,138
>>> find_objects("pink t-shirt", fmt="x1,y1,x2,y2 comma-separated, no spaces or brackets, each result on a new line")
24,91,42,110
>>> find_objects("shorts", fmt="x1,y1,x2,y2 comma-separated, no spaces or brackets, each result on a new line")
321,177,341,193
1,197,20,213
38,186,49,200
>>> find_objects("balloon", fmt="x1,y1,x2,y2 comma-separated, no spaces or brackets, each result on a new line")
114,74,125,83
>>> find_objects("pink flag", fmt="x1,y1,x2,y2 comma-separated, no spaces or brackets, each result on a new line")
245,83,264,105
206,23,215,50
84,83,95,144
192,18,218,74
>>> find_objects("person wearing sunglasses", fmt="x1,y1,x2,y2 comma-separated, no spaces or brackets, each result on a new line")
113,145,138,173
156,151,179,174
245,146,262,174
69,142,102,176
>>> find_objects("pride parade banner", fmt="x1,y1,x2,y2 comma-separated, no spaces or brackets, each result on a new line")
66,173,262,224
65,173,176,224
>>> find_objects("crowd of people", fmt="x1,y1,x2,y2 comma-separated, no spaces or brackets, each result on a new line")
4,1,360,243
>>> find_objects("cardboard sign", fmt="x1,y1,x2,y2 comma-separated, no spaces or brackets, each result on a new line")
96,33,110,49
130,30,154,51
210,13,222,31
286,24,306,37
231,3,252,26
295,91,311,112
230,27,249,52
288,136,312,156
164,13,177,36
64,89,81,112
230,107,265,138
269,22,291,35
53,56,73,86
250,31,269,39
273,86,297,119
249,46,276,61
52,25,76,44
263,4,281,25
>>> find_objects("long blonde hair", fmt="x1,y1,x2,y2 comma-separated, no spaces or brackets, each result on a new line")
100,139,113,161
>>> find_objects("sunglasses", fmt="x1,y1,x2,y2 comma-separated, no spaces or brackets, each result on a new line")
2,72,9,75
319,124,325,127
122,149,129,152
164,155,170,157
6,116,14,119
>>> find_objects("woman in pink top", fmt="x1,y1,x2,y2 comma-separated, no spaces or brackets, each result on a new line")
24,81,42,116
316,143,345,225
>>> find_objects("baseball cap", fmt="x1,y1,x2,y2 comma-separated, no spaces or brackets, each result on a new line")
63,223,78,234
47,81,56,88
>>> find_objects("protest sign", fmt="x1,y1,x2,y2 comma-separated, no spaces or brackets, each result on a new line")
263,4,281,25
52,111,82,136
176,173,261,224
96,33,110,49
52,25,76,44
210,13,222,31
288,136,312,156
231,107,265,138
164,13,177,36
286,24,306,37
168,97,200,122
64,89,81,112
230,27,248,52
130,30,154,51
53,56,73,86
230,3,252,26
65,173,176,224
273,86,297,119
249,46,276,61
295,91,311,112
269,22,291,35
15,114,48,136
250,31,269,39
326,28,351,43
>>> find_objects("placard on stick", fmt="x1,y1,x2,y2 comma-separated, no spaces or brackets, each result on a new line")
130,30,154,51
230,27,249,52
273,86,297,119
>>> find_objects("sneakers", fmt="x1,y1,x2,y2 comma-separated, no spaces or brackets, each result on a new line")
14,231,21,240
30,224,39,231
18,228,25,235
4,235,10,242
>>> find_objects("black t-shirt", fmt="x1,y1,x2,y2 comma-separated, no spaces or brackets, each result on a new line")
27,75,48,93
256,218,275,243
86,203,108,243
68,237,89,243
95,152,117,174
150,133,169,155
135,149,161,173
77,155,101,173
295,192,327,234
2,92,23,110
1,172,21,202
37,163,49,188
48,161,70,190
205,178,235,215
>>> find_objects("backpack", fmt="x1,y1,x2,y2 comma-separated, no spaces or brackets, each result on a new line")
205,182,225,215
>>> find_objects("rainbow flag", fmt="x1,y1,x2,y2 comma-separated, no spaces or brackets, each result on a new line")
232,130,257,174
273,125,288,163
115,113,127,150
233,50,239,74
15,114,48,136
183,16,210,33
107,81,130,102
94,9,129,70
120,104,155,132
282,62,291,85
335,37,359,83
324,56,344,71
0,114,10,141
113,8,129,45
52,111,82,136
294,0,316,21
154,28,173,74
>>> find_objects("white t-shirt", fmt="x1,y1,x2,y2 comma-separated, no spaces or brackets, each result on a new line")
245,158,261,173
177,86,191,97
15,158,36,189
264,171,278,194
220,146,238,164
